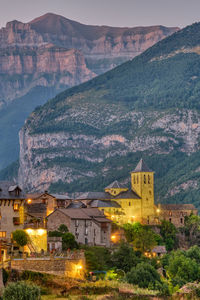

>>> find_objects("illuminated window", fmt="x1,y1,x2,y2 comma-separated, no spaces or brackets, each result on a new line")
13,203,19,211
169,211,172,216
0,232,6,238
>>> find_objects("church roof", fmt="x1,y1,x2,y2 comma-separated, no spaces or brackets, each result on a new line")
105,180,127,189
76,189,141,200
132,159,152,173
89,200,121,208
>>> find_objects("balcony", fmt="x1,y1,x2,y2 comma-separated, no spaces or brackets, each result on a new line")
24,221,46,230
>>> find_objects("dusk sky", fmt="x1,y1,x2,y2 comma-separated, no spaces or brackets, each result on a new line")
0,0,200,29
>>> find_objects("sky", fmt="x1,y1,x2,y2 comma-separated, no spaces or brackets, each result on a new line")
0,0,200,29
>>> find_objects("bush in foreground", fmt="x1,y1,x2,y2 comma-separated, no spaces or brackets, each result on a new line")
3,281,40,300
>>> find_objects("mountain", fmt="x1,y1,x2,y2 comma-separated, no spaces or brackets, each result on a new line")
0,14,177,170
17,21,200,210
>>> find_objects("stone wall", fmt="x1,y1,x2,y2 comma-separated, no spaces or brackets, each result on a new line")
11,254,85,279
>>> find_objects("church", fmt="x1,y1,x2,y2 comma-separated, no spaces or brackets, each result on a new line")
77,159,197,227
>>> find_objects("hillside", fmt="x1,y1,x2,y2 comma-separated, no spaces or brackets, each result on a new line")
17,21,200,210
0,13,177,170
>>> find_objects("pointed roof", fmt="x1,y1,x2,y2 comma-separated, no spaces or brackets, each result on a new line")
132,159,152,173
105,180,127,189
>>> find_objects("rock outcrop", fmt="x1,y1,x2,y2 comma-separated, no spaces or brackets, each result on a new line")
0,13,178,105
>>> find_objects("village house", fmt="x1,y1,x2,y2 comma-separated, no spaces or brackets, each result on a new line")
158,204,197,227
47,208,111,247
26,192,72,217
0,181,26,242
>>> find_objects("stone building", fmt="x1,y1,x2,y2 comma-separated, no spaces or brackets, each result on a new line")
26,192,72,216
76,159,198,227
47,208,111,247
0,181,26,242
158,204,198,227
77,159,157,225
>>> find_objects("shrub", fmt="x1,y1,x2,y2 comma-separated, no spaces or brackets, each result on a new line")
3,282,40,300
126,262,161,289
111,242,140,272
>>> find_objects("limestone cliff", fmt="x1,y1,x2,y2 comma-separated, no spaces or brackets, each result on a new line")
18,22,200,209
0,44,95,105
0,13,178,105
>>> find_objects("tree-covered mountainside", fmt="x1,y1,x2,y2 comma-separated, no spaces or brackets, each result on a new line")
19,22,200,209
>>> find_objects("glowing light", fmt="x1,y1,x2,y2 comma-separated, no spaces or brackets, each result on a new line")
26,229,33,234
156,209,160,213
132,216,135,218
111,215,114,219
27,199,32,204
111,235,116,241
37,229,46,235
77,265,82,270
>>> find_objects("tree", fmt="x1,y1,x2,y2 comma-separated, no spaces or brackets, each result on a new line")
12,230,28,252
166,250,200,287
160,220,177,251
184,214,200,246
58,224,68,233
84,246,111,271
123,223,157,253
62,232,78,250
3,282,40,300
126,262,161,289
111,242,140,273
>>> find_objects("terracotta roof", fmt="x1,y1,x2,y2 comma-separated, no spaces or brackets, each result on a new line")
0,181,25,199
132,159,152,173
105,180,127,189
160,204,197,211
56,208,91,220
152,246,167,254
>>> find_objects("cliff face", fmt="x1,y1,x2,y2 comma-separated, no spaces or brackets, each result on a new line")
18,109,200,192
18,22,200,209
0,44,95,105
0,13,178,105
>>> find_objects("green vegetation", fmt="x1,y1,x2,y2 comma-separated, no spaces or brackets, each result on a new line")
12,230,28,249
3,281,40,300
123,223,158,252
48,225,78,250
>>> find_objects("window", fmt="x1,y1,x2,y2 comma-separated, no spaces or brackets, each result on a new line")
13,217,20,225
137,176,139,184
148,175,150,184
0,232,6,238
149,190,152,195
133,176,136,184
180,218,183,224
129,202,131,206
169,211,172,216
13,203,19,211
144,175,146,184
169,218,172,223
75,220,79,227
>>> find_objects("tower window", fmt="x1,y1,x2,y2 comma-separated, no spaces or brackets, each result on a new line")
129,202,131,206
148,175,150,184
133,176,136,184
137,176,139,184
144,175,146,184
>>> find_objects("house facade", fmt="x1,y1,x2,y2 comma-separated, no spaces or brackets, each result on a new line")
47,208,111,247
0,181,26,242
